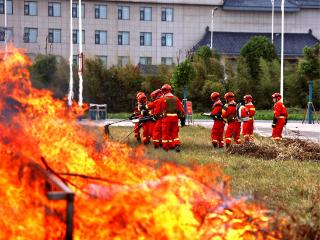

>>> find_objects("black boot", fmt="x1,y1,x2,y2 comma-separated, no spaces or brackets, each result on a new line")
212,143,218,149
175,145,181,152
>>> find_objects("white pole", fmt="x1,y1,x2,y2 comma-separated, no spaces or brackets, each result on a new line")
78,0,83,106
210,7,218,49
68,0,74,106
280,0,285,100
271,0,274,43
4,0,7,57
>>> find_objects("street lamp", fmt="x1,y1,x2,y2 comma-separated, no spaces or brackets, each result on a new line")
280,0,285,100
271,0,274,43
210,7,218,49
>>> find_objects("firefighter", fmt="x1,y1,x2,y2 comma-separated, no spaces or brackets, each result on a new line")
242,95,256,142
271,93,288,141
209,92,225,148
130,92,144,142
222,92,241,148
146,89,163,148
136,92,153,145
155,84,185,152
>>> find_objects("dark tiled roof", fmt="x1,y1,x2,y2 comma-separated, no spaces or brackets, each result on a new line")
223,0,300,12
293,0,320,8
193,30,320,57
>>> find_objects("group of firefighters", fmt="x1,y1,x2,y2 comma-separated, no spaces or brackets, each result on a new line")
130,83,288,152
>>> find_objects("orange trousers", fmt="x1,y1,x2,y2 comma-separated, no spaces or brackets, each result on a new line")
242,119,254,142
211,120,225,148
161,116,180,151
225,121,241,146
272,118,286,141
152,120,162,148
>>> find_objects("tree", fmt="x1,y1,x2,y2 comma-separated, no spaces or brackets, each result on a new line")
240,36,278,80
298,43,320,81
170,59,196,98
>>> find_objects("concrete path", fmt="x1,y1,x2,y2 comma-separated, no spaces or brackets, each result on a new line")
79,119,320,143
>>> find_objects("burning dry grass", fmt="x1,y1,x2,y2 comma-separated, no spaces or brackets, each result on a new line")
227,138,320,161
0,47,286,239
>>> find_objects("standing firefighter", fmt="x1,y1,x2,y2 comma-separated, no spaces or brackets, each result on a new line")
130,92,144,143
222,92,241,148
271,93,288,141
137,92,153,145
210,92,225,148
242,95,256,142
146,89,163,148
156,84,185,152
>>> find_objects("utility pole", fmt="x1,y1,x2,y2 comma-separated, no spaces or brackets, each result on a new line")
68,0,74,107
78,0,83,106
280,0,285,100
4,0,7,57
271,0,274,43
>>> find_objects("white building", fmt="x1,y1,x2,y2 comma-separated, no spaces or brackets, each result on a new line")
0,0,319,66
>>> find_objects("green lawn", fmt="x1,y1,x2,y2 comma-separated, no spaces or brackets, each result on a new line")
90,125,320,235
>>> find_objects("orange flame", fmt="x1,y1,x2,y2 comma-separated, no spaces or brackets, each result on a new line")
0,46,282,239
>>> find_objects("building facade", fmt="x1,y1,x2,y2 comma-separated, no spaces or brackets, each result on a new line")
0,0,319,66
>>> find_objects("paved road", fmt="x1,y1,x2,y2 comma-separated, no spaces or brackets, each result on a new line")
79,119,320,143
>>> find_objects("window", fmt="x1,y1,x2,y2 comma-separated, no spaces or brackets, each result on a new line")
95,30,107,45
97,55,107,65
72,3,84,18
118,56,129,67
72,30,85,44
0,27,13,42
73,55,78,65
161,57,173,65
23,28,37,43
139,57,152,65
161,8,173,22
140,7,151,21
118,31,129,45
0,0,13,15
48,2,61,17
161,33,173,46
118,6,129,20
48,28,61,43
95,5,107,19
24,1,37,16
140,32,152,46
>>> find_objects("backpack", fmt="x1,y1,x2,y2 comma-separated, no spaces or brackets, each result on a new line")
236,102,249,122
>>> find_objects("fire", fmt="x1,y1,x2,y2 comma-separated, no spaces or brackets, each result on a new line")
0,46,282,239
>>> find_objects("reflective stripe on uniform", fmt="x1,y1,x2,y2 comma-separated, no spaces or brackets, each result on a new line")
167,113,177,116
173,138,179,141
250,108,255,110
162,140,170,143
279,116,286,118
153,140,160,142
225,138,232,140
212,140,218,143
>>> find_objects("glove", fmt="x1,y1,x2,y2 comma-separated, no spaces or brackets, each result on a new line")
128,113,135,120
272,117,277,128
180,117,186,127
139,104,147,111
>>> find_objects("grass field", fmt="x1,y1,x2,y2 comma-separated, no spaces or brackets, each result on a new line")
86,124,320,238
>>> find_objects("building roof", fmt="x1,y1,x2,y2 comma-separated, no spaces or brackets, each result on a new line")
193,29,320,57
223,0,320,12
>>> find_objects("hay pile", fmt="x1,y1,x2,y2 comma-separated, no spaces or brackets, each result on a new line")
227,138,320,161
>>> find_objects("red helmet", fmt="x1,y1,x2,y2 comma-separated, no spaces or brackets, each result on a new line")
136,92,144,100
161,84,172,93
137,92,147,102
150,89,162,101
210,92,220,101
272,92,281,100
224,92,235,100
244,95,253,102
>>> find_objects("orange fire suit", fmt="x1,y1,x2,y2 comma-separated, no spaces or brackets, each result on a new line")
222,100,241,147
242,102,256,142
155,93,184,151
139,102,153,144
272,101,288,141
210,100,225,148
147,98,162,148
132,105,142,142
